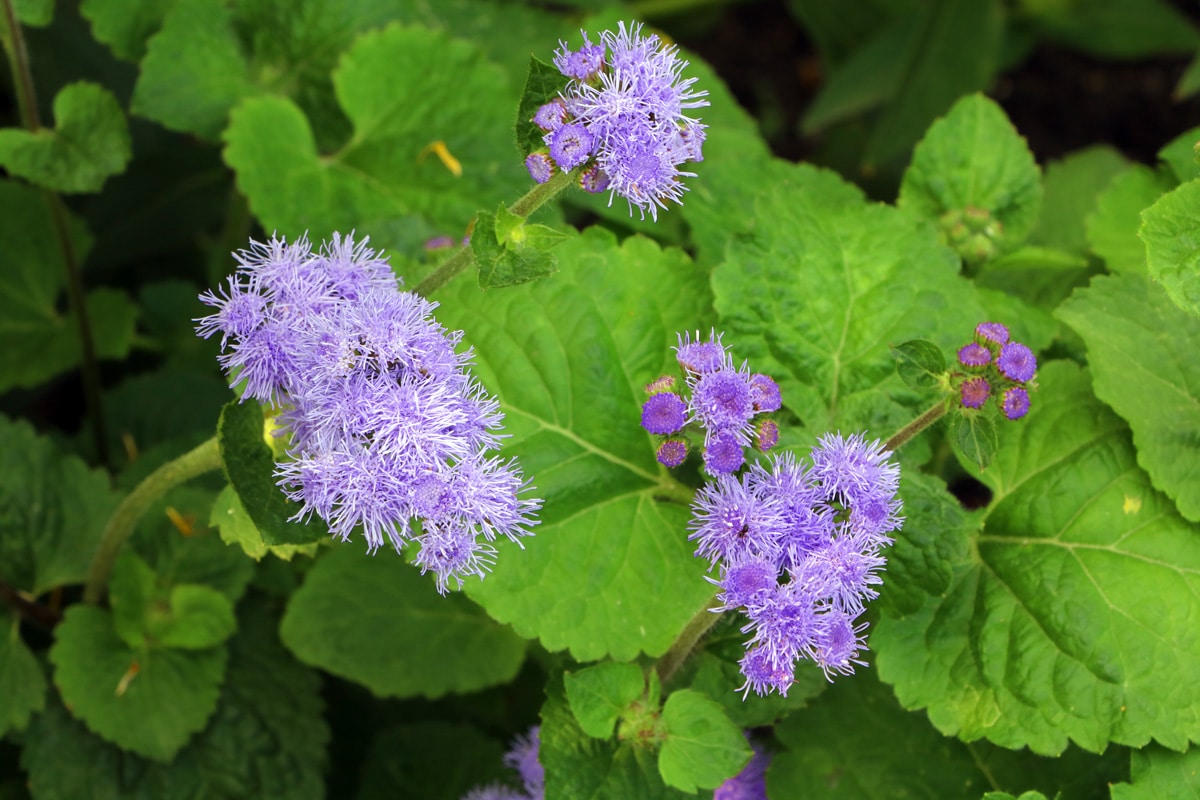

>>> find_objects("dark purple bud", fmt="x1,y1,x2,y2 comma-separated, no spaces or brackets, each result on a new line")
525,152,554,184
656,439,688,468
996,342,1036,383
1002,386,1031,420
749,374,782,412
960,376,990,409
957,343,991,367
641,392,686,435
975,321,1009,345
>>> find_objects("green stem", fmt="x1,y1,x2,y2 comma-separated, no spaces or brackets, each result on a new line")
83,436,223,605
2,0,109,465
412,167,579,298
656,594,723,686
885,400,948,452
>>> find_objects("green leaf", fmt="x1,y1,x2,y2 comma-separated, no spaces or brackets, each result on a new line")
0,415,117,594
12,0,53,25
223,23,527,239
890,339,946,390
803,0,1005,169
1057,273,1200,521
281,544,526,697
949,412,998,471
473,208,559,289
974,245,1092,311
150,585,237,650
541,673,693,800
899,93,1042,260
1158,126,1200,185
79,0,174,61
1086,165,1176,274
714,180,985,441
658,689,751,793
0,180,138,391
1110,745,1200,799
0,610,46,736
565,662,646,738
0,82,131,193
50,605,226,761
515,55,569,155
1176,51,1200,100
438,229,713,663
770,668,1117,800
110,551,158,649
26,602,327,799
211,483,321,561
1140,179,1200,318
218,399,329,546
1027,145,1129,256
875,361,1200,755
1030,0,1200,59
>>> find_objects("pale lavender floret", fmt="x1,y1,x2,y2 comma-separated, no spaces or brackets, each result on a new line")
996,342,1037,382
690,369,755,438
675,330,728,374
809,432,902,541
525,152,553,184
738,642,796,698
547,123,594,169
795,532,886,614
689,467,786,566
532,99,567,131
553,33,604,80
717,557,777,610
812,607,868,679
713,737,770,800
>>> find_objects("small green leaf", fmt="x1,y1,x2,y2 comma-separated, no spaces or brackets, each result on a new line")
1057,273,1200,521
890,339,946,390
211,483,321,561
1158,126,1200,185
281,545,526,698
564,662,645,739
50,605,226,762
473,208,560,289
1030,0,1200,58
541,674,692,800
0,609,46,736
876,361,1200,754
658,689,751,793
899,93,1042,261
1139,179,1200,318
217,399,329,546
949,412,998,472
12,0,53,25
1027,145,1129,256
1111,745,1200,799
0,414,117,594
515,55,569,155
152,585,236,650
1086,164,1176,274
79,0,174,61
974,245,1091,310
0,82,131,193
109,551,158,649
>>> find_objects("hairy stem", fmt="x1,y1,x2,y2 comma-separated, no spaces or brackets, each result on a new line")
885,400,948,452
83,437,223,605
413,167,579,298
656,594,723,686
2,0,110,465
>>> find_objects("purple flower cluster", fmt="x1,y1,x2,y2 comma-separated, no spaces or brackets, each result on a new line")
527,21,709,220
954,321,1037,420
461,726,544,800
640,331,782,475
691,434,902,694
196,234,539,592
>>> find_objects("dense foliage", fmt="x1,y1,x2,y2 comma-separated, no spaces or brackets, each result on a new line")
2,1,1199,798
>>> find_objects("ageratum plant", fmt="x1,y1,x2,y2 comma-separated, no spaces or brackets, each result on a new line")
3,5,1199,800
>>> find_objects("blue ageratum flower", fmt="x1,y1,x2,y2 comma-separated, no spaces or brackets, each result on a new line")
535,21,709,220
197,234,540,593
459,726,544,800
691,434,902,695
